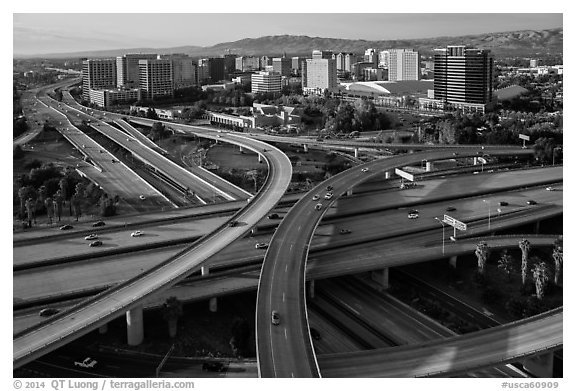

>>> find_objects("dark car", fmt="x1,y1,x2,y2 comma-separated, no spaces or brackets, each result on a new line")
526,200,537,205
59,224,73,230
268,213,280,220
339,229,352,235
499,201,509,206
271,310,280,325
326,185,334,191
202,362,226,372
89,240,103,247
310,327,321,341
92,221,105,227
39,308,60,317
445,206,457,212
228,220,238,227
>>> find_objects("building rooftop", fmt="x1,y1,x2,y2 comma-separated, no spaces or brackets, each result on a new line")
494,85,529,101
339,80,433,96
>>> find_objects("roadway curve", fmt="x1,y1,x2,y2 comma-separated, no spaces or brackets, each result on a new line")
256,147,544,378
13,132,292,369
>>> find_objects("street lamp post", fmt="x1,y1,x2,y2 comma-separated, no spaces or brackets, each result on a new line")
483,199,491,231
434,217,446,255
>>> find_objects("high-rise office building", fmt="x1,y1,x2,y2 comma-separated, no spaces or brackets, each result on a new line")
116,54,158,88
82,59,117,100
335,53,346,71
388,49,420,81
433,45,494,111
344,53,357,72
261,56,273,67
251,71,282,94
304,56,337,93
379,50,390,68
208,57,225,83
364,48,378,66
139,59,173,100
159,54,197,88
223,54,238,78
236,56,260,72
312,50,333,60
272,57,292,77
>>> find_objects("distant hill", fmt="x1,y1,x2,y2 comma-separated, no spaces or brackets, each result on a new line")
16,27,562,59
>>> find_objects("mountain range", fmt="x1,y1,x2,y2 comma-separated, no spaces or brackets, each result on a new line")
15,27,562,59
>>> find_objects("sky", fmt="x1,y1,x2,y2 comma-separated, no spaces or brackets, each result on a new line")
12,6,563,56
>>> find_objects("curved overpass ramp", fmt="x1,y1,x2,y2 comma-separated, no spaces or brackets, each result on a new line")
256,147,548,378
13,133,292,369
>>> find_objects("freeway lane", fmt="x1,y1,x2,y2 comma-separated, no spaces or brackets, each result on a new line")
13,133,292,369
256,147,536,378
318,308,562,377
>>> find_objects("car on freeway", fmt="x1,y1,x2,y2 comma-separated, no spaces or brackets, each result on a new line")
324,192,333,200
271,310,280,326
74,357,97,368
202,362,226,372
526,200,538,205
92,221,105,227
89,240,103,247
312,194,320,201
546,187,555,191
255,242,269,250
131,231,143,237
326,185,334,191
39,308,60,317
445,206,457,212
139,195,146,200
361,168,369,172
228,221,238,227
59,224,73,230
268,213,280,220
310,327,321,341
499,201,509,206
315,203,322,211
84,234,98,241
408,210,419,219
339,228,352,235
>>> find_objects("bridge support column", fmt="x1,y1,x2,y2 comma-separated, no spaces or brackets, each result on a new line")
384,171,391,179
354,148,359,159
98,323,108,334
371,268,389,290
239,145,243,153
201,266,210,276
449,255,458,268
425,161,434,172
473,157,479,165
258,153,263,163
346,189,353,196
534,220,540,234
523,352,554,378
209,297,218,312
126,306,144,346
308,280,315,299
303,144,308,153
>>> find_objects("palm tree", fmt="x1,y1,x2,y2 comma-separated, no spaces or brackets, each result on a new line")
44,196,54,225
518,239,531,286
498,250,514,282
531,261,551,300
53,191,64,222
162,296,183,338
552,247,563,286
474,241,489,276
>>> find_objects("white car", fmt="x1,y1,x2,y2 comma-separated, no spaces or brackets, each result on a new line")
324,192,333,200
84,234,98,241
131,231,143,237
546,187,555,191
312,194,320,201
408,210,419,219
74,357,97,368
255,242,269,250
361,168,369,172
139,195,146,200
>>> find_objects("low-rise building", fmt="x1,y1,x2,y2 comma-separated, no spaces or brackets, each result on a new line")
89,88,141,108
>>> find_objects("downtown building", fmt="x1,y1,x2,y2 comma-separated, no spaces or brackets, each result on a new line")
303,53,337,94
116,53,158,88
272,56,292,77
138,59,174,100
236,56,261,72
251,71,282,94
422,45,495,113
81,59,117,100
159,54,197,88
388,49,420,81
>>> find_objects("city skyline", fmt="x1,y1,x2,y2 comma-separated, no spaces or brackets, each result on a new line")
13,12,562,56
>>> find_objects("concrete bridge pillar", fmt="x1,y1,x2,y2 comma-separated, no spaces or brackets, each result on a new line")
354,148,359,159
534,220,541,234
258,153,263,163
308,280,316,299
523,352,554,378
384,171,391,179
426,161,434,172
371,268,389,290
346,189,353,196
239,145,243,153
449,255,458,268
201,266,210,276
303,144,308,153
473,157,479,165
209,297,218,312
126,305,144,346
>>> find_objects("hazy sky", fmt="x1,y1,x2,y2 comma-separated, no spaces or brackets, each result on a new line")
13,12,563,56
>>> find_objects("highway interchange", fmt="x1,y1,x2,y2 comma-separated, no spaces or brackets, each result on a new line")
13,79,563,377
